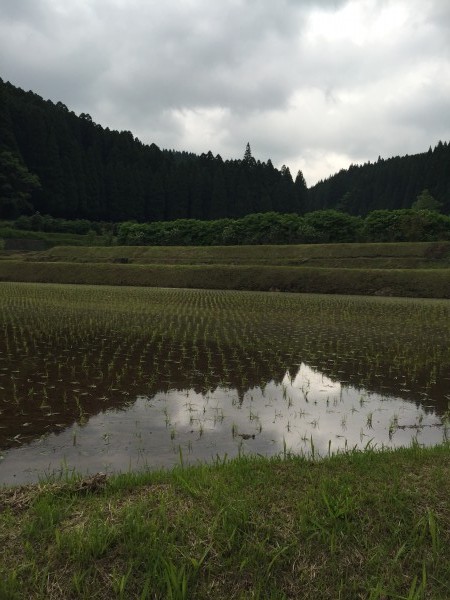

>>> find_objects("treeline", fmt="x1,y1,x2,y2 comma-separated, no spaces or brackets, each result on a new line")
308,142,450,215
116,209,450,246
0,78,306,222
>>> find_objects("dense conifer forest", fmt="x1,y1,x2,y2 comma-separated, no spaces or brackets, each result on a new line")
0,79,307,221
0,77,449,223
308,142,450,215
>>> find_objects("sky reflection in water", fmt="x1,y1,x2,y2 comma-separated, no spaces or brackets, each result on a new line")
1,363,446,485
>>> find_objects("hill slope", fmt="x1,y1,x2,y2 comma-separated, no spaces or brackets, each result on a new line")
2,77,449,221
0,79,306,222
307,142,450,215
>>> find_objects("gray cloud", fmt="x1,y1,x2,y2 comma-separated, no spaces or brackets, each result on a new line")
0,0,449,185
0,0,47,23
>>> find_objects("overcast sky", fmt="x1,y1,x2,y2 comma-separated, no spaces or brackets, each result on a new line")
1,0,449,185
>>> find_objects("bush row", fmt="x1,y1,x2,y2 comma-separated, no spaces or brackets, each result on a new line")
6,208,450,246
116,209,450,246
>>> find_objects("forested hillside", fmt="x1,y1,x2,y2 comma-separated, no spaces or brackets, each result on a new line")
1,77,449,223
307,143,450,215
0,78,306,221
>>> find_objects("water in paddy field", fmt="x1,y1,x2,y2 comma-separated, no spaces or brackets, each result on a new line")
0,284,449,485
1,365,446,485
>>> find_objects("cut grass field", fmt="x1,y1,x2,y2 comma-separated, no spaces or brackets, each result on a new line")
1,444,449,599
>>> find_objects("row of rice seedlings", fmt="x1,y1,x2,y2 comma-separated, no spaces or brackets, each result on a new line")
0,283,449,455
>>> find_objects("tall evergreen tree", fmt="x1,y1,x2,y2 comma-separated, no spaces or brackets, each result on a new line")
294,169,308,213
243,142,253,165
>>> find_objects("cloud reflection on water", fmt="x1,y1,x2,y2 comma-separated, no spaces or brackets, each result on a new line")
1,363,445,485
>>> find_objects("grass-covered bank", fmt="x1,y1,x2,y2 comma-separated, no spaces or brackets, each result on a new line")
1,259,450,298
9,240,450,268
1,445,449,599
2,241,450,297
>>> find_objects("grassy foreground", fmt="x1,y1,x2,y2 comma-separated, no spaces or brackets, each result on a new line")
1,445,449,599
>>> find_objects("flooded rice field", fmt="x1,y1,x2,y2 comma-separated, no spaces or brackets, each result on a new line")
0,283,449,485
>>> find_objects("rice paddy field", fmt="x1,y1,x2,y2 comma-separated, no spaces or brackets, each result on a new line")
1,282,450,599
0,282,449,484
